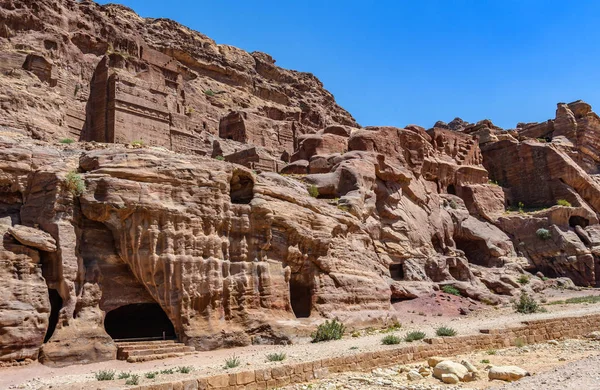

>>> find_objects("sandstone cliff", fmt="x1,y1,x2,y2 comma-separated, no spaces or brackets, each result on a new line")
0,0,598,367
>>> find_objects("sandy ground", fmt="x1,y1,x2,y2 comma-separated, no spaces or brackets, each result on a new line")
2,288,600,389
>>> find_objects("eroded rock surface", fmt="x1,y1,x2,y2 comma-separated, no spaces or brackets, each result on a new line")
1,0,600,368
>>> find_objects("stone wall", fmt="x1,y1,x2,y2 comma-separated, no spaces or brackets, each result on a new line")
127,313,600,390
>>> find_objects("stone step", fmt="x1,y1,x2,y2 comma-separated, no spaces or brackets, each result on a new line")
116,339,176,347
123,346,195,358
117,342,180,351
126,351,195,363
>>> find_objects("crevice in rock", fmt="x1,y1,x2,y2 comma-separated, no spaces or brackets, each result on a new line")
230,169,254,204
104,303,176,340
44,289,62,343
289,278,312,318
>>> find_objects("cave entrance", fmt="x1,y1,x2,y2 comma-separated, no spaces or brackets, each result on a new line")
455,237,491,267
569,216,589,228
104,303,176,341
230,170,254,204
289,279,312,318
389,263,405,281
447,184,456,195
44,289,62,343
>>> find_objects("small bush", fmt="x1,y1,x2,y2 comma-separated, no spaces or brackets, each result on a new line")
557,199,572,207
65,171,85,196
131,139,144,147
160,368,174,375
514,337,527,348
145,371,158,379
266,352,286,362
311,319,345,343
448,199,458,209
517,275,530,285
536,228,552,240
224,355,241,369
215,155,225,161
436,326,457,337
308,184,319,198
95,370,115,381
441,285,461,296
381,334,401,345
381,321,402,333
125,374,139,385
117,372,131,379
404,330,426,342
60,138,74,144
177,366,193,374
351,330,361,338
514,293,543,314
204,89,216,96
481,359,490,364
486,349,497,355
564,295,600,304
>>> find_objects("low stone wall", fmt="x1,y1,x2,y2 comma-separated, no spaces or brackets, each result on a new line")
131,313,600,390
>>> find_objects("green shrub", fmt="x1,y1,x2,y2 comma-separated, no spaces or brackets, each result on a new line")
177,366,193,373
65,171,85,196
517,275,530,285
95,370,115,381
160,368,174,374
536,228,552,240
381,321,402,333
557,199,572,207
448,199,458,209
564,295,600,304
145,371,158,379
131,139,144,147
514,293,543,314
436,326,457,337
215,155,225,161
514,337,526,348
308,184,319,198
266,352,286,362
311,319,345,343
117,372,130,379
381,334,401,345
351,330,361,337
125,374,139,385
481,359,490,364
224,355,241,369
60,138,74,144
404,330,426,342
204,89,216,96
486,349,497,355
441,285,461,296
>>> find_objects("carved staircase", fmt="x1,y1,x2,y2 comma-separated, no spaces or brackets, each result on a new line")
116,339,195,363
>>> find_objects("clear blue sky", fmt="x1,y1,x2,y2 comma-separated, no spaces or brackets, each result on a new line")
97,0,600,129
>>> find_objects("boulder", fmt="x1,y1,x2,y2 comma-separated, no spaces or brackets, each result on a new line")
406,370,423,381
8,225,57,252
488,365,530,382
433,360,469,381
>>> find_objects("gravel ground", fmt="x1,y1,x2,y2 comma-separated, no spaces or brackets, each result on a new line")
2,288,600,389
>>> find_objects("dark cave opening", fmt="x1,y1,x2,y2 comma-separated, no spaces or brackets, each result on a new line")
104,303,176,340
389,263,405,281
44,289,62,343
447,184,456,195
455,237,491,267
569,216,589,228
289,279,312,318
230,170,254,204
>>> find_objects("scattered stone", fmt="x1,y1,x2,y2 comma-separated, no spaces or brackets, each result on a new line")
488,365,530,382
441,373,460,384
433,360,469,381
406,370,423,381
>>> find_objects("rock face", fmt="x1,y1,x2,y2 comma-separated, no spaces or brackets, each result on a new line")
1,0,600,368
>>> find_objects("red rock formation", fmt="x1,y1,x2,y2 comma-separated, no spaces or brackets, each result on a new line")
1,0,599,369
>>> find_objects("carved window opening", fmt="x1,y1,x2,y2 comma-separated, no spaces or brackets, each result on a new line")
389,263,405,281
230,170,254,204
455,237,490,267
104,303,176,340
447,184,456,195
44,289,62,342
289,279,312,318
569,216,589,228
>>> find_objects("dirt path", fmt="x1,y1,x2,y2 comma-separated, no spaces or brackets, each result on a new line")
3,289,600,389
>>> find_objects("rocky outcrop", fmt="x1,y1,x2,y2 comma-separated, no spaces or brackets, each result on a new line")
1,0,600,369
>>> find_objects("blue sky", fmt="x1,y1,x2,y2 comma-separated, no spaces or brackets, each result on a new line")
97,1,600,129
